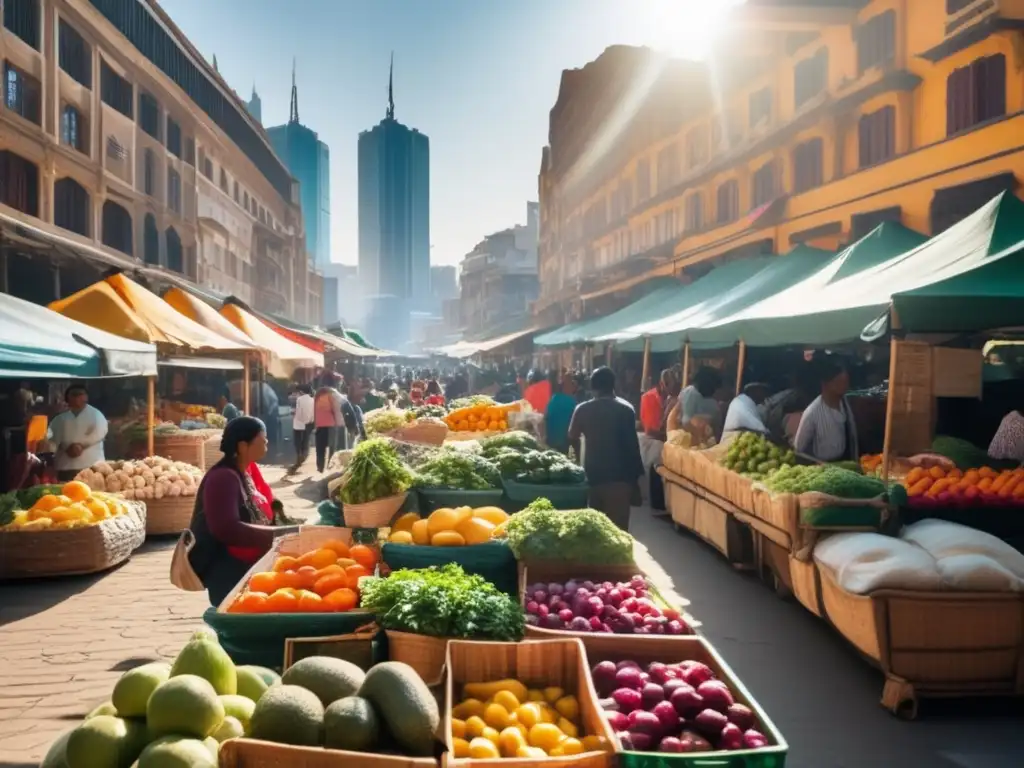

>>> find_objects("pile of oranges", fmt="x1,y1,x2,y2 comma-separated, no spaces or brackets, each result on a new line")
444,402,519,434
903,465,1024,504
227,539,378,614
5,481,131,531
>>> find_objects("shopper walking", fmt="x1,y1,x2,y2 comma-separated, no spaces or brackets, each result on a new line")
313,373,345,473
291,384,315,470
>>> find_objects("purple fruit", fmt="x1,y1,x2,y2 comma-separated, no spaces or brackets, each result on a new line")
634,626,650,634
726,703,755,730
680,730,712,752
541,614,564,630
532,590,547,603
669,684,704,716
528,582,544,594
627,710,662,736
595,588,609,600
616,731,634,750
548,595,563,609
666,620,689,635
611,687,643,713
697,680,734,713
693,709,728,737
743,729,770,749
592,661,618,695
525,600,539,614
524,614,540,626
641,682,665,708
647,662,672,683
658,736,686,753
548,582,564,596
624,731,652,751
616,660,641,671
569,616,592,632
607,588,624,606
605,711,628,731
537,604,549,617
651,700,680,731
662,678,689,698
564,580,579,594
719,722,744,750
589,615,603,631
558,609,574,623
681,663,715,687
581,580,596,591
615,666,644,690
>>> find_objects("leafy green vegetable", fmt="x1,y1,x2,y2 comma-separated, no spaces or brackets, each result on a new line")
765,464,885,498
448,395,496,410
416,451,501,490
504,450,586,485
408,404,448,421
359,564,524,640
505,502,634,564
339,438,417,504
364,408,408,436
480,431,540,458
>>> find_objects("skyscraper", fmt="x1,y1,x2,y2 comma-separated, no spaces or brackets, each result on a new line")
246,85,262,125
267,62,331,269
358,56,430,303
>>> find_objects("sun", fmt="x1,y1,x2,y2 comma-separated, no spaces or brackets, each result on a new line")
635,0,746,60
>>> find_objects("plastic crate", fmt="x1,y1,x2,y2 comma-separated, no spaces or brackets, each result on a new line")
503,479,589,510
416,488,507,513
382,540,517,595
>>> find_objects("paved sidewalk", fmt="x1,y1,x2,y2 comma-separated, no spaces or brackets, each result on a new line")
0,460,321,767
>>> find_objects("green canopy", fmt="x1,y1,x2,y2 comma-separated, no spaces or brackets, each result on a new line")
612,245,835,353
681,220,929,348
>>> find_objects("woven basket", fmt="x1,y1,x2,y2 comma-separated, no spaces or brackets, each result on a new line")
397,420,448,446
385,630,450,685
344,492,408,528
203,433,224,470
153,432,206,467
145,494,196,536
0,502,146,579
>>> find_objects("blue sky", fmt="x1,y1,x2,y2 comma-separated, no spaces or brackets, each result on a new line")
160,0,737,267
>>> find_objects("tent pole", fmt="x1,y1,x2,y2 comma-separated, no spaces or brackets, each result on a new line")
682,342,691,388
242,352,251,414
735,340,746,396
881,335,900,486
641,337,652,391
146,376,155,456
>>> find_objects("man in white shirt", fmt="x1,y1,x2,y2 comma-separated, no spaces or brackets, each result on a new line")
48,384,108,480
723,383,770,437
290,384,315,470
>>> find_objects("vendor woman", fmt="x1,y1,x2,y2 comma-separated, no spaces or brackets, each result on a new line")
793,359,859,462
186,417,296,606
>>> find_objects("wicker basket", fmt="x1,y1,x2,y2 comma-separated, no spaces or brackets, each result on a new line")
445,639,615,768
219,738,438,768
145,494,196,536
397,420,449,446
203,432,224,470
153,432,206,467
344,493,408,528
385,630,450,685
0,502,146,579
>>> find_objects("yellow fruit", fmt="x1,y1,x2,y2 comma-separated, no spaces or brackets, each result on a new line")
468,737,500,759
430,530,466,547
498,725,527,757
528,722,566,752
410,519,430,545
492,690,520,712
452,699,485,720
452,737,471,758
516,746,547,758
451,718,467,739
481,726,500,746
391,511,420,533
455,516,495,545
581,735,608,752
491,521,508,538
427,506,473,537
482,702,511,730
526,689,545,702
514,702,544,729
388,530,414,544
543,686,564,704
557,717,578,738
538,703,558,724
31,494,61,512
464,715,488,739
554,695,579,722
464,679,529,703
29,506,60,522
84,498,111,521
551,737,584,756
472,506,509,525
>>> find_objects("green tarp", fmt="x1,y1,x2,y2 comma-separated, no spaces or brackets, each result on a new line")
611,245,835,353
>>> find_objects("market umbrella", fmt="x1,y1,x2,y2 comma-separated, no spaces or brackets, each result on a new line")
219,303,324,377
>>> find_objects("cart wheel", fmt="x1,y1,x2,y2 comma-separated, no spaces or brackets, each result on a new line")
881,677,918,720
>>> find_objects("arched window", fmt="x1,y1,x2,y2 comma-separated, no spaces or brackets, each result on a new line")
61,104,85,153
101,200,132,255
143,213,159,265
166,227,182,273
143,149,155,196
54,177,89,236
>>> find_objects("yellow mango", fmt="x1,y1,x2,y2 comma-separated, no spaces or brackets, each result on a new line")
452,737,471,758
410,519,430,545
516,746,547,758
468,737,500,759
554,695,579,722
391,511,420,533
455,516,495,545
481,726,500,746
514,702,544,729
498,726,527,757
464,715,488,739
528,722,565,752
450,718,466,739
388,530,414,544
463,679,529,703
543,686,564,704
430,530,466,547
526,689,546,702
427,506,472,537
538,703,558,724
551,737,584,756
492,690,520,712
557,717,578,738
482,702,512,730
472,506,509,526
452,698,485,720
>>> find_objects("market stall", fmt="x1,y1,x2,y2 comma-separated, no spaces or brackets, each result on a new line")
219,300,324,378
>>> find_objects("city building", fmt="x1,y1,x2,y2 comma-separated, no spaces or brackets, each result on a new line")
430,264,458,302
245,85,261,125
267,63,330,269
536,0,1024,326
459,202,539,332
0,0,320,323
357,57,430,306
321,261,358,326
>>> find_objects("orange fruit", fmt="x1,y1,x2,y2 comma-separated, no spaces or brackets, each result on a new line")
61,480,92,503
307,548,338,570
314,564,344,580
294,566,320,590
348,544,379,571
323,588,358,612
321,539,351,558
248,571,279,594
314,573,349,597
344,564,370,586
233,592,269,613
31,494,62,512
273,556,299,572
265,589,299,613
296,590,327,613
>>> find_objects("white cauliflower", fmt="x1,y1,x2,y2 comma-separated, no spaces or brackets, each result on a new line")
141,469,155,485
132,475,145,489
154,483,165,499
122,488,135,500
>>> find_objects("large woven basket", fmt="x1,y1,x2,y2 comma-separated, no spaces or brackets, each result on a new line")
153,432,206,467
343,492,408,528
145,494,196,536
385,630,450,685
203,432,224,470
396,420,448,446
0,502,147,579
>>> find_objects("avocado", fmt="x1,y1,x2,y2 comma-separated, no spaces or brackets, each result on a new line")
249,684,324,747
324,696,379,751
357,662,439,757
281,656,365,707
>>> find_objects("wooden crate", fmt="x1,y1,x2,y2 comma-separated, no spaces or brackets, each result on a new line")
219,738,439,768
664,476,696,531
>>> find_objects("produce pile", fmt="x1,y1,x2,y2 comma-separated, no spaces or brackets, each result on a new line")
360,563,525,641
505,499,634,566
338,438,416,505
524,576,692,636
719,432,796,480
903,465,1024,505
416,451,501,490
407,404,448,420
386,438,444,469
227,539,379,614
592,657,772,754
480,431,541,458
764,465,885,498
444,400,518,434
0,482,134,531
387,506,509,546
492,449,586,485
40,630,441,766
449,395,501,410
363,407,408,437
450,680,607,759
74,458,202,500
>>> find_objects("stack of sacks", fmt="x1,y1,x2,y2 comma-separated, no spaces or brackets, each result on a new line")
813,520,1024,594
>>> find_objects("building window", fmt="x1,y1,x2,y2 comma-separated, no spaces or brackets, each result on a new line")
143,213,159,264
3,0,39,50
749,87,771,129
219,168,229,193
685,194,703,231
102,200,133,256
61,105,86,153
792,138,824,193
946,0,973,11
54,177,90,236
946,54,1006,136
686,127,708,169
184,137,195,166
794,48,828,108
233,180,239,203
4,62,41,124
715,180,739,225
858,106,896,168
202,156,213,181
100,62,133,118
258,205,266,223
58,20,91,88
166,227,182,273
751,162,776,209
243,191,249,209
635,158,651,201
143,149,155,196
139,91,160,139
166,118,182,158
656,143,679,193
856,11,896,74
0,150,39,216
167,166,181,213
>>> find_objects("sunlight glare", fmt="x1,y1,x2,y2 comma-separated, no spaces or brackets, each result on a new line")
637,0,745,60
